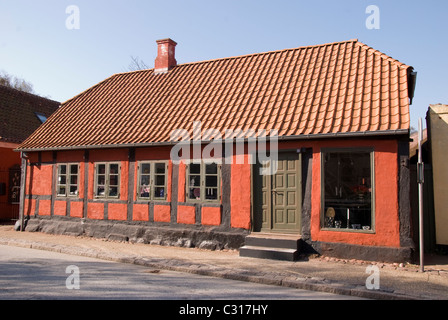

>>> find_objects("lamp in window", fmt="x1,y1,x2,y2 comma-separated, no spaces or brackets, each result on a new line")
325,207,335,228
351,184,370,201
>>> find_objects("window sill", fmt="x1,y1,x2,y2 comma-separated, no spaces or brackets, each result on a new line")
321,227,376,234
136,198,168,202
185,200,220,205
93,197,121,202
56,196,80,199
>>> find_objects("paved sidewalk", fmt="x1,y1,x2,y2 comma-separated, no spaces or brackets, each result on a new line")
1,225,447,300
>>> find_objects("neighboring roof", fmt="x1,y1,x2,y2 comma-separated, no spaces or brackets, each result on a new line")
0,85,60,145
18,39,413,151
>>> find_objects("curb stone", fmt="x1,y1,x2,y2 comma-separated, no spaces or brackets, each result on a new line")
0,238,429,300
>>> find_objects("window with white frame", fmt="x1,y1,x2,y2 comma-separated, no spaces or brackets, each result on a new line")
57,163,79,197
187,161,220,202
137,161,168,200
94,162,120,198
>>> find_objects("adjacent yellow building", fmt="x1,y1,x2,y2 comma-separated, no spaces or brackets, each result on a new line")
427,104,448,245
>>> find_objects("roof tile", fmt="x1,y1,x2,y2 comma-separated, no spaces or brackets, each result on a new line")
18,40,413,151
0,85,59,144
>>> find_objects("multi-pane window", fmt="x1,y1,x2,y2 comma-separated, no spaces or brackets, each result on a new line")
95,163,120,198
57,164,79,197
137,161,168,200
139,163,151,198
322,149,374,232
187,162,220,202
153,163,167,199
188,163,201,200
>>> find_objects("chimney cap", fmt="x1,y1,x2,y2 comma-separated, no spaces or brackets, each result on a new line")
156,38,178,46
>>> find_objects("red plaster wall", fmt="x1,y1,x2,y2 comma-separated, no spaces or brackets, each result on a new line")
40,152,53,163
0,146,20,170
24,199,36,217
27,164,53,196
56,150,84,163
120,161,128,201
78,162,85,198
89,149,128,162
27,153,39,163
87,202,104,220
178,161,186,202
154,204,171,223
135,146,172,160
230,154,251,230
38,199,51,216
0,146,20,219
374,145,400,245
108,203,127,221
88,162,94,200
133,204,149,221
70,202,84,218
54,201,67,216
166,161,172,202
202,207,221,226
177,205,195,224
25,151,87,220
133,161,138,202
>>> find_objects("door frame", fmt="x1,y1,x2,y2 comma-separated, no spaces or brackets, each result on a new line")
252,151,302,234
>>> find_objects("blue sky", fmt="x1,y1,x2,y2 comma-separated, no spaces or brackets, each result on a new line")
1,0,447,130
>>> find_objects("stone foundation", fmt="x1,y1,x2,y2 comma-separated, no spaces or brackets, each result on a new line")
24,217,248,251
311,241,414,263
22,217,414,263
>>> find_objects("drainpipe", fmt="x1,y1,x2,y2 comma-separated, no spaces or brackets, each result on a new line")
417,118,425,272
18,152,29,232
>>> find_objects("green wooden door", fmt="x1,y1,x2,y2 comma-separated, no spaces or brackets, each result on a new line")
258,152,302,233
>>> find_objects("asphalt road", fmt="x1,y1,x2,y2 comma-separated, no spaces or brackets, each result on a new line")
0,245,364,301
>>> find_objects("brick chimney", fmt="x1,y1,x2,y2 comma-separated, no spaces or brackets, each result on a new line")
154,38,177,74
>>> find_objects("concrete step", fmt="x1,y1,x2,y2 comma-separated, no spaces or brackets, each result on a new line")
244,233,301,250
239,245,298,261
239,233,302,261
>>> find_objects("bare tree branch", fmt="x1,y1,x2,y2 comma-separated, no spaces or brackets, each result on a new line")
127,56,149,72
0,70,34,93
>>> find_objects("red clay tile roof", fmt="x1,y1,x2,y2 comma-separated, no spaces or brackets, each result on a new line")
0,85,60,144
18,39,413,151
